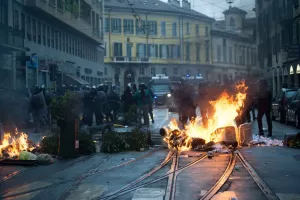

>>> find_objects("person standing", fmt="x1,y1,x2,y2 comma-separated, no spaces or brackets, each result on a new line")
257,79,272,137
133,83,151,126
145,85,155,124
95,85,106,125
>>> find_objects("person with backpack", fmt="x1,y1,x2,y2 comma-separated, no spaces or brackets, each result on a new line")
257,79,272,137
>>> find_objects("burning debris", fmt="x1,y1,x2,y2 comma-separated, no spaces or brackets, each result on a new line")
0,129,53,164
161,81,249,151
0,129,37,159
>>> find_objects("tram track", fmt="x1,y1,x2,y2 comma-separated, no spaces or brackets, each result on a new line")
0,147,161,199
200,150,280,200
99,151,208,200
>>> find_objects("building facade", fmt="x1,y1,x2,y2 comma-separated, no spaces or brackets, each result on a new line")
0,0,26,89
9,0,105,89
255,0,296,96
211,6,259,84
104,0,214,92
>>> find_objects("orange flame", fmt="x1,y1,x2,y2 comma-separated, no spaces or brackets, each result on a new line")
0,129,34,158
163,80,248,151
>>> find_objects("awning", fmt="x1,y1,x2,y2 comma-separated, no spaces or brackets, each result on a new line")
64,73,89,86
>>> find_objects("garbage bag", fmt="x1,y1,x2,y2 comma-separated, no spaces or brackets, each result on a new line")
19,151,37,160
37,154,54,164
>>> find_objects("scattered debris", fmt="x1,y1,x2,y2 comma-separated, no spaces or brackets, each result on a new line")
250,135,283,146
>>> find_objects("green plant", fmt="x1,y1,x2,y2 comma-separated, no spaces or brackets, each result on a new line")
50,91,81,121
126,127,149,150
40,134,59,155
78,133,96,155
101,132,128,153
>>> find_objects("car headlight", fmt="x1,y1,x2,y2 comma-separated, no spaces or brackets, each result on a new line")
167,94,171,97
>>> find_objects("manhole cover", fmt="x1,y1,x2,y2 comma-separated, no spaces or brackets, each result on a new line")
293,155,300,161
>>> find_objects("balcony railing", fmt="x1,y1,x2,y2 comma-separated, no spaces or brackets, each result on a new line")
112,56,151,63
0,24,24,50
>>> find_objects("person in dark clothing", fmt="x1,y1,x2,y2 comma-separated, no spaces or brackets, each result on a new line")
257,79,272,137
121,86,133,113
105,86,121,123
177,83,197,128
198,82,211,127
82,87,97,126
145,86,155,124
95,85,106,125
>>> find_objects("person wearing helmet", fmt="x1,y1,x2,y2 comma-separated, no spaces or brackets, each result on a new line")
95,84,106,125
133,83,151,126
105,85,120,123
145,85,154,124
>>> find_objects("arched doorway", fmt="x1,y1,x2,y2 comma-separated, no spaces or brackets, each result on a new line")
124,69,135,88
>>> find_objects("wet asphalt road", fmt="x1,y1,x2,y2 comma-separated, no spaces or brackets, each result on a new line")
0,108,300,200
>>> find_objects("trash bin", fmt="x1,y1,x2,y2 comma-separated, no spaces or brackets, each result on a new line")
58,119,79,158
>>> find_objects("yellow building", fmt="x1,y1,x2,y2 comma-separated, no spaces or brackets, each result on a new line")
104,0,214,90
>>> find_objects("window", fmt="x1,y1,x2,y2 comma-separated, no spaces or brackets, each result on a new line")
139,67,144,75
172,22,177,37
0,1,8,25
196,44,200,61
37,21,41,44
185,43,190,61
230,17,235,27
173,68,178,75
32,19,36,42
151,67,156,75
186,22,190,35
247,47,250,65
104,42,107,57
137,43,146,57
159,44,168,59
13,10,19,29
51,28,54,48
72,38,75,55
217,45,221,62
148,44,158,57
161,21,166,37
42,24,46,45
21,13,25,33
170,45,179,59
69,36,72,53
229,47,233,64
26,16,31,40
55,30,59,49
205,27,209,36
123,19,134,34
47,26,50,47
66,34,69,53
196,24,199,36
104,18,110,33
111,18,121,33
162,68,167,75
223,39,227,62
113,42,122,57
104,67,107,75
148,21,157,35
205,41,209,62
136,20,146,35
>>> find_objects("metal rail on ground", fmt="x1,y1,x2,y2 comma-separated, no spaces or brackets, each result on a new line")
99,153,208,200
200,151,280,200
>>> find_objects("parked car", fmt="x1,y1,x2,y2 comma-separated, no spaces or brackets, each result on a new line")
286,89,300,127
272,88,298,123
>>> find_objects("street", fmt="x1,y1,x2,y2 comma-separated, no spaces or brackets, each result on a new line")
0,108,300,200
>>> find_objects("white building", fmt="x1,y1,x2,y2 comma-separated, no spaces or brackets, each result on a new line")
211,6,260,84
12,0,105,88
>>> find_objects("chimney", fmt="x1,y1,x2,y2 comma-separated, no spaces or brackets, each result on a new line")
168,0,180,7
181,0,191,9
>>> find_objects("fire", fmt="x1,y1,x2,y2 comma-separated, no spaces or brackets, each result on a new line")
163,81,248,151
0,129,34,158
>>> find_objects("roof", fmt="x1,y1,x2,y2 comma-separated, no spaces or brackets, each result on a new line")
223,6,247,15
104,0,214,21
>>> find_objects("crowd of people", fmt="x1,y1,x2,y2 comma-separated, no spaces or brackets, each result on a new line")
0,78,273,137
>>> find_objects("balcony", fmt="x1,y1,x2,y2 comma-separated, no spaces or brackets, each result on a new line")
24,0,103,44
111,56,151,63
0,24,25,51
